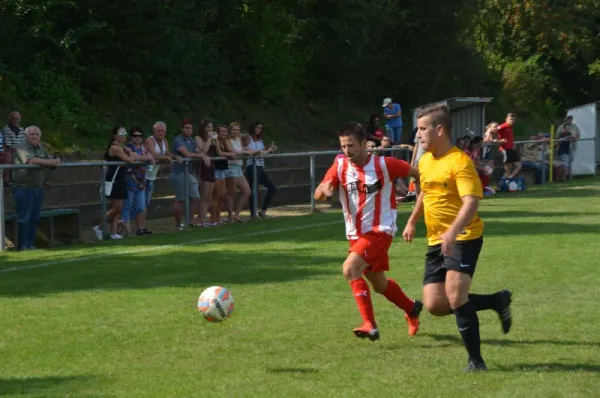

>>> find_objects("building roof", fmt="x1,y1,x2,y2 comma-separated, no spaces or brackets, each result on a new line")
566,100,600,112
411,97,493,112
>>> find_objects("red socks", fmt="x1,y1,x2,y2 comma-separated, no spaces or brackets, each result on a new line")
383,278,415,314
350,279,376,326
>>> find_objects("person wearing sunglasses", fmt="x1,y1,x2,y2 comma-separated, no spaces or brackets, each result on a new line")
122,127,155,236
93,126,138,240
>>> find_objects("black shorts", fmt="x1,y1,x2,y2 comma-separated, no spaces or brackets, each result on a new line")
423,237,483,285
503,149,520,164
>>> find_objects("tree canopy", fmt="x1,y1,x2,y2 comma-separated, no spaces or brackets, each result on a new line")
1,0,599,149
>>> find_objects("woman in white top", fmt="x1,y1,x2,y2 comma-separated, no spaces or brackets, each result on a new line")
245,120,277,218
224,122,254,222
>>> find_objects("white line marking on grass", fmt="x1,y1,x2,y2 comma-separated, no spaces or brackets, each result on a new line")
1,221,341,274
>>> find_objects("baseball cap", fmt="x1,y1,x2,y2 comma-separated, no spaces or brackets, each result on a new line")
382,98,392,107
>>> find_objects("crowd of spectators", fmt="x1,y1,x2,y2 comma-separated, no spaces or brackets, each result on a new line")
0,113,279,248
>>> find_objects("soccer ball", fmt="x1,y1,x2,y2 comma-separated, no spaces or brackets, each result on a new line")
508,181,518,192
197,286,235,322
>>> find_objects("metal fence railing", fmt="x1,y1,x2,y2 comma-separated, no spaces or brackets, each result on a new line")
0,147,411,251
482,137,596,183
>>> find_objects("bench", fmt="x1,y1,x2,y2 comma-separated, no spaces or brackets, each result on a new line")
4,208,81,248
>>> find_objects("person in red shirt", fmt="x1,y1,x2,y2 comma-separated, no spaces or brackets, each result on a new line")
314,122,422,341
496,113,521,178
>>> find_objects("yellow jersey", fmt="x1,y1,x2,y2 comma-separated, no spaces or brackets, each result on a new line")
418,147,484,246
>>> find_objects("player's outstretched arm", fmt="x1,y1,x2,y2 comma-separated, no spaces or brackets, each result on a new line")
402,191,424,242
314,181,336,201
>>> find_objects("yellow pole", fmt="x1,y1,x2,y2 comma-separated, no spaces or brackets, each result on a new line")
549,124,554,182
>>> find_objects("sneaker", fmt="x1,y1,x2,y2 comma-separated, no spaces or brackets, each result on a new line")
353,322,380,342
404,300,423,336
465,360,488,372
93,226,103,240
497,290,512,334
175,223,185,231
404,191,417,203
110,234,123,240
142,229,153,235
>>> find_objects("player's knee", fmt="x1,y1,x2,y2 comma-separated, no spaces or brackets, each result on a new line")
422,295,447,316
342,261,359,281
445,288,468,309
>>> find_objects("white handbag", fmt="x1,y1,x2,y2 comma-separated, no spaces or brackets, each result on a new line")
103,166,120,196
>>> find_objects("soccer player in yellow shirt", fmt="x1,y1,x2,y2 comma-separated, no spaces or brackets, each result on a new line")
402,104,512,372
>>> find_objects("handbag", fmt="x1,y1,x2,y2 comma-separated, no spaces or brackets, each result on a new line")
103,166,120,196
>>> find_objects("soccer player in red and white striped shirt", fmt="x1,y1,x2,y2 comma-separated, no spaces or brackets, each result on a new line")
314,122,423,341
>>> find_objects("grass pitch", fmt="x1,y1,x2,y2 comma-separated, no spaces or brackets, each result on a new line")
1,179,599,397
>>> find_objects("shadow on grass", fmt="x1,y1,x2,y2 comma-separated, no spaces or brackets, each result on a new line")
2,212,343,258
0,375,97,396
422,333,600,348
479,210,598,219
494,362,600,373
488,185,600,201
0,248,340,297
267,367,319,374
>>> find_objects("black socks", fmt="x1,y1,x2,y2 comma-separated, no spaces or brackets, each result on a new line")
469,292,500,312
453,301,483,363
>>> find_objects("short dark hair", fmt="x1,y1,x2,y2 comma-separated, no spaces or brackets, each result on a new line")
338,122,367,141
470,136,483,145
416,104,452,132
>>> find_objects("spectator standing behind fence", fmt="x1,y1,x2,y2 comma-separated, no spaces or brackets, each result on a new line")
12,126,60,250
1,111,26,185
521,133,549,185
555,115,580,170
170,119,209,230
246,120,277,219
482,122,502,166
382,98,403,144
225,122,251,223
0,126,8,185
93,127,137,240
497,113,522,179
122,127,155,236
195,118,218,226
467,136,495,196
144,121,175,208
214,124,236,224
367,115,385,146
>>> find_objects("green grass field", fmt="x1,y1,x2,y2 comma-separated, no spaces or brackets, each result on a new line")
1,179,600,397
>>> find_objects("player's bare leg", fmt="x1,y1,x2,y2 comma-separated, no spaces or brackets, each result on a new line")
423,282,452,316
342,252,379,341
365,271,423,336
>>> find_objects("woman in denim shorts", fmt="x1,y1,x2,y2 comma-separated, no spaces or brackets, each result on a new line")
214,125,235,224
224,122,251,222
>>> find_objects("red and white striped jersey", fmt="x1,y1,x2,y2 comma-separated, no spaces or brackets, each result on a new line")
322,155,411,240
